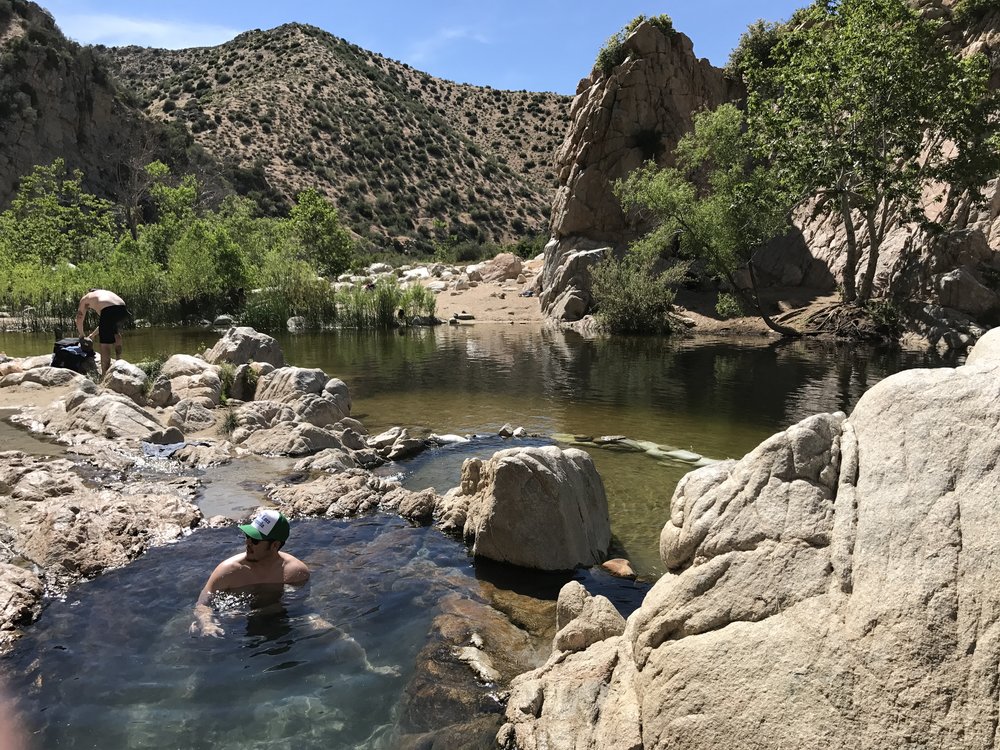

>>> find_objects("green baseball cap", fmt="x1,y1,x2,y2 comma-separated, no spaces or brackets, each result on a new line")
239,509,290,542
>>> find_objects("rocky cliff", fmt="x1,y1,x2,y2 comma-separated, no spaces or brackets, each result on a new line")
538,21,739,320
541,2,1000,339
498,326,1000,749
0,1,180,208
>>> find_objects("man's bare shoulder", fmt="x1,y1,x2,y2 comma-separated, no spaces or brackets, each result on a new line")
280,552,310,584
208,553,249,586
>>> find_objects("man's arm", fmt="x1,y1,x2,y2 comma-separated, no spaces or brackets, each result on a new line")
190,562,235,637
75,299,88,338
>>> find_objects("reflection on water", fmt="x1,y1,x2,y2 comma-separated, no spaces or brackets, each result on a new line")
0,327,957,578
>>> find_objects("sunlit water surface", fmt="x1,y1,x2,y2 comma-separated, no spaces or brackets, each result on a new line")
5,517,644,750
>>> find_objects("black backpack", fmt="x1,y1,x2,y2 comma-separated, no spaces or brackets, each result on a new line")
52,337,95,374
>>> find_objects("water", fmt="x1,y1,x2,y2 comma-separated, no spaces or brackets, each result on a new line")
0,326,955,577
0,326,947,748
4,517,646,749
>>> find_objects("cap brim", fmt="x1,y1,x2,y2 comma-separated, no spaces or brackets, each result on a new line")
239,523,265,540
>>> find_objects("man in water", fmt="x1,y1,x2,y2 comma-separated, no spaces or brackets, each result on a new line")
190,509,310,638
75,288,130,377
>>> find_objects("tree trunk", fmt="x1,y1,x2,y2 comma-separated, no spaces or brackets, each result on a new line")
858,210,881,303
839,193,859,303
729,264,802,338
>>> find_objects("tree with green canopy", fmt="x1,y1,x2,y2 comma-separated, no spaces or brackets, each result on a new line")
613,103,801,336
289,188,355,278
743,0,1000,304
0,158,117,267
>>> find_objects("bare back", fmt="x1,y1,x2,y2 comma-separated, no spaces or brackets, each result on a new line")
78,289,125,315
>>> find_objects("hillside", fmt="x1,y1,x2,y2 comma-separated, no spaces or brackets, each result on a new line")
105,23,573,252
0,1,207,217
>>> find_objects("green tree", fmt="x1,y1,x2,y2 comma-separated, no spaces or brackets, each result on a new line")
140,161,200,267
0,159,117,266
614,103,800,336
289,189,354,277
165,219,244,312
745,0,1000,304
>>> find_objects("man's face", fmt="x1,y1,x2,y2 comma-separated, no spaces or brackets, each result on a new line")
244,535,275,561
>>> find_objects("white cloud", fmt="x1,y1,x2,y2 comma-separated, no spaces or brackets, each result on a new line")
407,27,490,65
54,13,240,49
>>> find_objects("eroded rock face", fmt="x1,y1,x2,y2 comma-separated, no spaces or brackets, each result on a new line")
446,446,611,570
499,329,1000,750
266,469,434,522
540,21,738,320
20,387,161,442
0,452,203,649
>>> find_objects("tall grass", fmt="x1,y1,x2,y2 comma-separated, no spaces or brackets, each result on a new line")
335,278,436,328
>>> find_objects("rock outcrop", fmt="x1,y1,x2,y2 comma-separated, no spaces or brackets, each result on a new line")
0,3,179,211
499,328,1000,750
0,451,202,650
540,21,739,320
439,446,611,570
203,326,286,369
539,3,1000,345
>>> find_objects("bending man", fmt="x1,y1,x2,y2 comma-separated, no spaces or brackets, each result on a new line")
75,288,129,376
190,509,310,638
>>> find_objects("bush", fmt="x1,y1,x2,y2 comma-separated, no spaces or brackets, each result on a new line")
595,14,675,74
953,0,1000,22
725,19,782,79
715,292,745,319
591,254,688,334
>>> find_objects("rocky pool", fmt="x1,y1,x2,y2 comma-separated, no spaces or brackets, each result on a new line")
1,326,955,577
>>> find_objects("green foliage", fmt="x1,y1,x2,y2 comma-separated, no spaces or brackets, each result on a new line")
241,246,336,330
0,159,117,266
715,292,745,319
135,353,168,394
218,408,239,436
724,19,782,80
289,189,355,277
744,0,1000,304
505,234,547,260
595,14,675,75
399,283,437,318
217,362,236,401
953,0,1000,23
615,103,791,289
591,254,687,334
865,298,904,338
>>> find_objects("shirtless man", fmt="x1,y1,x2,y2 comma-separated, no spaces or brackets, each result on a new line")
75,288,129,376
190,509,310,638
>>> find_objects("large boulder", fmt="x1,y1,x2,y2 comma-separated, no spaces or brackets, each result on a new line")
447,446,611,570
102,360,147,404
255,367,328,402
238,422,341,456
18,387,161,441
499,332,1000,749
479,253,524,283
204,326,285,368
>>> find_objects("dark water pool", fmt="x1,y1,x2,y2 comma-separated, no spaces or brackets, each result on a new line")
3,517,647,750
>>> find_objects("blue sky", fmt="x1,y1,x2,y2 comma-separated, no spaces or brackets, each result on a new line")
38,1,806,94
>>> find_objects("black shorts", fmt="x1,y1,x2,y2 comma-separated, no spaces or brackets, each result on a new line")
98,305,130,344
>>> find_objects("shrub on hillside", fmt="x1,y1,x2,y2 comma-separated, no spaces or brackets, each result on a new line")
595,14,675,74
953,0,1000,22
